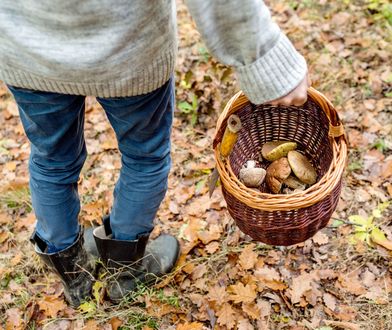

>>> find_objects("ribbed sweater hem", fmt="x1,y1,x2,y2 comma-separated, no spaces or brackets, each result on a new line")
0,49,176,97
236,33,307,104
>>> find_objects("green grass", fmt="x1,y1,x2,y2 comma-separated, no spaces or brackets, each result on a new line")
0,186,32,213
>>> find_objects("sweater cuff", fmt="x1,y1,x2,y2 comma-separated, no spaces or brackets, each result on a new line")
236,33,307,104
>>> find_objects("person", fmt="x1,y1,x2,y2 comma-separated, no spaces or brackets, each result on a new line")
0,0,310,307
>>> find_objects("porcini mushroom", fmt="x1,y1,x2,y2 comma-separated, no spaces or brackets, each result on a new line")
287,151,317,185
265,157,291,193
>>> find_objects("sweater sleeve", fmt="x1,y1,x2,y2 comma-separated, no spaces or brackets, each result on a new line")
185,0,307,104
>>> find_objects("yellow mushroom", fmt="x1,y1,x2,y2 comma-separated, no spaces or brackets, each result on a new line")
261,141,297,162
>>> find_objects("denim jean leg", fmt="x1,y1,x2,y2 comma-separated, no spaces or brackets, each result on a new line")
8,86,86,252
97,78,174,240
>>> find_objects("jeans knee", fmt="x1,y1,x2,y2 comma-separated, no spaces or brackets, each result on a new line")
29,145,87,184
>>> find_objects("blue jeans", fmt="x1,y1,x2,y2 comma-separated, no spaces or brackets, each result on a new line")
8,78,174,253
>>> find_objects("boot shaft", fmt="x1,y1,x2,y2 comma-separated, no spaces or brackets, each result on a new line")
93,216,149,266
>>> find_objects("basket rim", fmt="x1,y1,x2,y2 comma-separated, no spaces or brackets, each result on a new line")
213,88,348,211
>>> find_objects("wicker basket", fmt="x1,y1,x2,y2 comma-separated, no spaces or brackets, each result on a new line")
213,88,347,246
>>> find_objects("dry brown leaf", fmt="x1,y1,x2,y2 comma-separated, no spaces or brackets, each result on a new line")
147,302,177,317
257,299,271,319
83,319,99,330
242,302,260,319
324,320,360,330
38,295,67,318
333,305,357,321
208,285,227,303
0,212,11,225
323,292,337,311
14,213,36,231
109,317,123,330
216,303,236,329
337,273,366,296
43,320,72,330
205,241,220,254
239,243,258,270
197,223,221,245
382,159,392,179
5,308,24,330
228,282,257,304
191,264,207,280
0,231,9,244
312,231,329,245
10,254,22,267
289,273,316,304
176,322,204,330
237,319,254,330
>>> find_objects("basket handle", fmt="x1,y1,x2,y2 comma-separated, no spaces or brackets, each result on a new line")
213,88,346,149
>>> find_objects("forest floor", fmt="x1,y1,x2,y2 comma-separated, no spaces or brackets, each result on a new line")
0,0,391,329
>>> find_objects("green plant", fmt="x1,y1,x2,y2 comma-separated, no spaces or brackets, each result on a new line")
366,0,392,25
178,93,198,126
349,201,392,249
0,186,32,213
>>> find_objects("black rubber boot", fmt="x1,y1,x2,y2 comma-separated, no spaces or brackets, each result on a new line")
31,230,95,308
93,216,180,302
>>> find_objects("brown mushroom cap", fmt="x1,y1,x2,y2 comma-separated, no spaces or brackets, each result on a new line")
287,151,317,185
261,141,297,162
265,157,291,193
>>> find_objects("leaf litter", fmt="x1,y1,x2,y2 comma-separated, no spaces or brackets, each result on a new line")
0,0,392,329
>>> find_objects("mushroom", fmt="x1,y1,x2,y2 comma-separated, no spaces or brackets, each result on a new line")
287,151,317,185
265,157,291,193
261,141,297,162
283,175,306,190
220,114,242,158
239,160,266,188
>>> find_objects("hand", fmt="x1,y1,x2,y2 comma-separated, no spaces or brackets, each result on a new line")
269,73,311,107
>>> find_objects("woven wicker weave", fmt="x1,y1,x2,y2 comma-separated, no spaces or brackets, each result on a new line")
213,88,347,246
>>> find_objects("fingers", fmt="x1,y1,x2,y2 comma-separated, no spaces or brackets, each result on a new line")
268,73,311,107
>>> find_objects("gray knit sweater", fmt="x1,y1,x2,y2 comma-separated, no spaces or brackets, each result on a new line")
0,0,307,104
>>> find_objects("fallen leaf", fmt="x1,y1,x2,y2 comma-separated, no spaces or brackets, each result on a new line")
191,264,207,280
5,308,23,330
109,317,123,330
43,320,72,330
323,293,337,311
324,320,360,330
242,302,260,319
205,241,220,254
176,322,204,330
239,243,258,270
83,319,99,330
312,231,329,245
337,272,367,296
216,303,236,329
289,273,316,304
237,319,254,330
197,223,221,244
228,282,257,304
208,285,227,304
38,295,67,318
